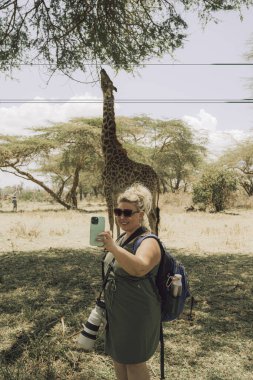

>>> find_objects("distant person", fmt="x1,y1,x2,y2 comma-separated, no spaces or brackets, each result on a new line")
12,196,17,212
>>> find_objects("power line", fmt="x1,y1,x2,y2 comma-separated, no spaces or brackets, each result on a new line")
0,98,253,104
15,62,253,66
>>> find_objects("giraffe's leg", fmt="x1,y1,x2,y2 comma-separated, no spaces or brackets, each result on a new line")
104,190,114,235
113,195,121,237
148,209,156,235
148,199,160,235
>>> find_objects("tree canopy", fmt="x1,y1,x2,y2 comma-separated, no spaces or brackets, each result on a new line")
152,120,207,191
1,0,252,76
0,120,103,208
0,116,207,206
219,138,253,196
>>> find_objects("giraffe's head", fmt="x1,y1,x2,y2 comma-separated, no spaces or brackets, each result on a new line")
101,69,117,96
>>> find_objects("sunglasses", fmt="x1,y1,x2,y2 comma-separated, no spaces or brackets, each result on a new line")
114,208,140,217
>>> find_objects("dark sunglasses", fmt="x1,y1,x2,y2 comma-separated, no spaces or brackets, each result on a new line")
114,208,140,217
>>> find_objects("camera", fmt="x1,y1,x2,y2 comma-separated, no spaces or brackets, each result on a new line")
77,300,106,350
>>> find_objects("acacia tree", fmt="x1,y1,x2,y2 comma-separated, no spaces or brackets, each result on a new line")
152,120,207,192
34,121,103,207
0,120,102,208
116,116,158,145
38,155,72,199
0,134,73,207
219,138,253,196
0,1,252,76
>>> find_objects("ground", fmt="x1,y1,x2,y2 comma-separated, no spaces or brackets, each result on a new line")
0,196,252,255
0,195,252,379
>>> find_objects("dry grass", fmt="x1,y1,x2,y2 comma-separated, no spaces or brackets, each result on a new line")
0,195,253,379
0,195,252,255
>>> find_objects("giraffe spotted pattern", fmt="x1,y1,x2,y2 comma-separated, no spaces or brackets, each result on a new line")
100,69,160,236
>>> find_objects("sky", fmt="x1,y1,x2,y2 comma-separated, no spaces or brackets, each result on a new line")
0,7,253,188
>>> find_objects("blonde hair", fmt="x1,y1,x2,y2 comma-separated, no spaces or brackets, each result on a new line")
117,183,152,215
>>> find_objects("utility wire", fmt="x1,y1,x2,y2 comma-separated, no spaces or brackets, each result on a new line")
16,62,253,66
0,98,253,104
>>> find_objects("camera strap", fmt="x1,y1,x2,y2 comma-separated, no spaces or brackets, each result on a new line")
98,226,148,301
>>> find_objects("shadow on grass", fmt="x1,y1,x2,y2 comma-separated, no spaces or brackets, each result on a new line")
170,251,253,354
0,248,103,365
0,248,252,379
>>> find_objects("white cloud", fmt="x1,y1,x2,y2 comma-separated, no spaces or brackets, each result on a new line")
183,109,250,158
225,129,249,143
0,94,105,187
183,109,218,134
0,94,103,135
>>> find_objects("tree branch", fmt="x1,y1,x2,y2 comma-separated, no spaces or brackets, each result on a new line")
2,165,72,209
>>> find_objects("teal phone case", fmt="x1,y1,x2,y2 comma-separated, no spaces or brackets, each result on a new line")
89,216,105,246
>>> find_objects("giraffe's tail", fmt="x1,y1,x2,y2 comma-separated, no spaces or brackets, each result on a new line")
155,206,160,236
155,177,161,236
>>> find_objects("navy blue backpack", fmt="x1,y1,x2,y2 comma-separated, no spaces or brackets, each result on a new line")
134,233,194,379
133,233,192,321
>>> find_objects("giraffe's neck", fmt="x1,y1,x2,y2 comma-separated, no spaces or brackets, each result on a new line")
102,92,123,159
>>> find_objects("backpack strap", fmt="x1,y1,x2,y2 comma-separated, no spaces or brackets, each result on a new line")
160,322,165,380
189,295,195,321
99,226,148,301
133,233,165,256
101,231,127,278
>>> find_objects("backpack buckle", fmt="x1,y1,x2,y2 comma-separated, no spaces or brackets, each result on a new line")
166,276,173,288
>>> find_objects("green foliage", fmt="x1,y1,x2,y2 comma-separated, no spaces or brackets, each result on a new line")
0,120,103,208
193,166,238,211
0,1,251,75
0,116,209,200
0,134,55,166
152,120,207,192
18,189,49,202
218,138,253,196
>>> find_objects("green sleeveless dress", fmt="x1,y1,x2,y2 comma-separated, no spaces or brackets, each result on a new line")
104,236,161,364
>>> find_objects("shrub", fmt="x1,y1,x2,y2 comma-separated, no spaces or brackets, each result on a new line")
193,167,237,212
19,189,49,202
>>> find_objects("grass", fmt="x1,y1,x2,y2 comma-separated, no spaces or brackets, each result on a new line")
9,222,41,240
0,248,252,380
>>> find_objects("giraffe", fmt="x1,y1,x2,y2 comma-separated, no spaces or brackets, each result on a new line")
100,68,160,236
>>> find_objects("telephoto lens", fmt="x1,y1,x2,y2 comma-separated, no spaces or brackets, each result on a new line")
77,300,106,350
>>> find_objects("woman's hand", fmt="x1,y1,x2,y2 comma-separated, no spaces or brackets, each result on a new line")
98,231,117,252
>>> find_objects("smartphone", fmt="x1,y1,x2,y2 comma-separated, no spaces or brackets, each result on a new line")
89,216,105,247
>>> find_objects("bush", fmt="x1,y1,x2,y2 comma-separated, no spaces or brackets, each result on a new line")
193,167,237,212
19,189,49,202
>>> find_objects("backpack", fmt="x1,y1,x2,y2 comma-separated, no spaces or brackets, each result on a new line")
133,233,192,322
133,233,194,380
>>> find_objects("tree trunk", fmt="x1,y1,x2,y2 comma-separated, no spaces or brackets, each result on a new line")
57,176,71,198
92,186,98,197
240,180,253,196
79,184,83,201
160,179,168,193
66,165,81,208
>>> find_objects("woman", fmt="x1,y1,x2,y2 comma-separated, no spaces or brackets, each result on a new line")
99,184,161,380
